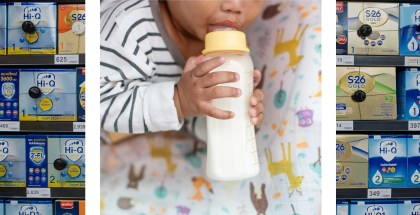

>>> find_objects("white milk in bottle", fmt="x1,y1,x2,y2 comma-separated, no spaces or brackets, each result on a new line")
202,30,259,181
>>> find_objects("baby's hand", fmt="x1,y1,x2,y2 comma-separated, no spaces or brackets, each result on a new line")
249,69,264,125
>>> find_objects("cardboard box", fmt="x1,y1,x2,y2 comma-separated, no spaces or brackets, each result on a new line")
7,2,57,54
337,67,397,120
398,200,420,215
77,67,85,121
19,69,77,121
26,135,48,188
48,135,85,188
5,199,53,215
397,68,420,120
400,4,420,56
368,135,407,188
55,200,85,215
58,4,85,54
0,135,26,187
350,200,398,215
408,135,420,187
348,3,399,55
336,2,348,55
0,3,6,55
0,69,19,121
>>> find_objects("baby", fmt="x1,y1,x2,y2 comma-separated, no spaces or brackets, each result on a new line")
100,0,265,138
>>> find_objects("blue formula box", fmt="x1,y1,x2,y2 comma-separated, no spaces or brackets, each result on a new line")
48,135,85,188
26,135,48,188
408,135,420,187
350,200,398,215
19,69,77,121
0,200,3,215
398,200,420,215
7,2,57,55
336,1,348,55
368,135,407,188
0,135,26,187
5,199,53,215
77,67,85,121
55,200,85,215
0,69,19,121
397,68,420,120
400,4,420,56
0,3,6,55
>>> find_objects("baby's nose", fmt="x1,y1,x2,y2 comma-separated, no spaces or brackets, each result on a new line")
221,0,243,14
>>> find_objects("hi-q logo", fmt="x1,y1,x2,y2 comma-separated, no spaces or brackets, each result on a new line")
379,140,398,162
36,73,55,95
2,82,15,99
411,205,420,215
365,205,385,215
0,140,9,162
29,147,45,165
23,7,42,25
19,205,40,215
64,139,84,161
414,10,420,25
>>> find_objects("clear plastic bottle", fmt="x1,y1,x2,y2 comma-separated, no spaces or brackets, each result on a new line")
202,30,259,181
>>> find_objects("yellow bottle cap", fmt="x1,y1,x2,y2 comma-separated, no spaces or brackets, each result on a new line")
202,30,249,55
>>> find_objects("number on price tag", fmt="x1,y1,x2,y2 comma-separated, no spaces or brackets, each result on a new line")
73,122,85,132
54,55,79,65
0,121,20,131
405,57,420,67
409,121,420,131
26,188,51,198
336,121,353,131
336,55,354,66
367,189,391,199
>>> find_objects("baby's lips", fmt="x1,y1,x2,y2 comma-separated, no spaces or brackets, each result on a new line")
207,25,238,32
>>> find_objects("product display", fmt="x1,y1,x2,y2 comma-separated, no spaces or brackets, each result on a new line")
55,200,85,215
397,68,420,120
4,199,53,215
7,2,57,55
0,69,19,121
58,4,85,54
0,136,26,187
398,199,420,214
337,2,348,55
337,201,349,215
350,200,398,214
408,135,420,187
77,68,85,122
26,135,48,188
400,4,420,56
0,3,6,55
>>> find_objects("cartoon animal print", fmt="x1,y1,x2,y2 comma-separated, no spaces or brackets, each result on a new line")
264,143,303,197
312,70,322,98
296,108,314,127
262,3,291,20
176,205,191,215
147,134,177,174
191,176,213,201
274,24,308,71
117,164,146,210
250,182,268,215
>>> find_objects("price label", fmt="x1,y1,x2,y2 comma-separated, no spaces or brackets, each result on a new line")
405,57,420,67
336,55,354,65
26,188,51,198
409,121,420,131
336,121,353,131
73,122,85,132
0,121,20,131
367,189,391,199
54,55,79,65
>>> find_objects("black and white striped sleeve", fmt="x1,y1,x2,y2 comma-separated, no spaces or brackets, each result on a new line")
100,3,183,133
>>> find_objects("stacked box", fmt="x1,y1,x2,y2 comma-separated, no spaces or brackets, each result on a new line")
26,135,48,188
336,2,348,55
77,68,85,121
336,67,396,120
400,4,420,56
19,69,77,121
0,200,3,215
397,68,420,120
0,69,19,121
348,3,399,55
408,135,420,187
0,136,26,187
368,135,407,188
55,200,85,215
0,3,6,55
7,2,57,54
5,199,53,215
336,134,368,188
48,135,85,188
398,200,420,215
350,200,398,215
337,201,349,215
58,4,85,54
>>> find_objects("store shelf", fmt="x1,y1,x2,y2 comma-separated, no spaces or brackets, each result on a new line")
0,121,85,132
345,0,417,3
0,188,85,199
336,55,420,67
2,0,85,3
0,54,85,66
336,120,420,132
337,188,420,199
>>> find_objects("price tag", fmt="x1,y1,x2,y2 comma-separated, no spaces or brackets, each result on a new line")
336,121,353,131
26,188,51,198
0,121,20,131
405,57,420,67
408,121,420,131
367,189,391,199
54,55,79,65
336,55,354,65
73,122,85,132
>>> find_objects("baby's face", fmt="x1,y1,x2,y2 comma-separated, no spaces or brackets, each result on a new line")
167,0,265,41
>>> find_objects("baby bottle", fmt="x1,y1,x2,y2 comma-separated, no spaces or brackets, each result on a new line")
202,30,259,181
